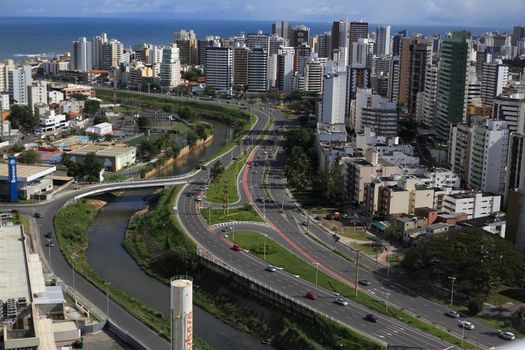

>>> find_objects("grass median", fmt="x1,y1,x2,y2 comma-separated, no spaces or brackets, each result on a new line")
205,154,249,204
200,205,264,225
230,230,481,349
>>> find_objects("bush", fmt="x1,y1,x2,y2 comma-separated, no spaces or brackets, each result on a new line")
467,297,484,316
512,306,525,332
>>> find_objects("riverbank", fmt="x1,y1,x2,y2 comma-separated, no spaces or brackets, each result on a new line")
124,187,384,350
54,196,212,349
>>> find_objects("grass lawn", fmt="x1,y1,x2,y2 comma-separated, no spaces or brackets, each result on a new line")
340,228,373,241
200,206,264,225
350,242,384,256
230,231,480,349
205,153,250,204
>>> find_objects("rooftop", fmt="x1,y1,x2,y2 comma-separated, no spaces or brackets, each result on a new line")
0,225,30,301
456,214,506,228
0,163,56,183
67,144,136,157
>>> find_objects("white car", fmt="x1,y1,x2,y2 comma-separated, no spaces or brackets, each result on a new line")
266,265,277,272
334,298,348,306
498,331,516,340
458,320,475,330
446,310,460,318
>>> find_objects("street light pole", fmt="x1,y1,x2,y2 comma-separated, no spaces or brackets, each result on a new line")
355,250,361,297
263,234,267,260
448,276,457,307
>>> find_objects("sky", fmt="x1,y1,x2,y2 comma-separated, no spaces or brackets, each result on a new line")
2,0,524,27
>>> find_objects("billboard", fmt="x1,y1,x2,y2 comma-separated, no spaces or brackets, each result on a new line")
8,156,18,202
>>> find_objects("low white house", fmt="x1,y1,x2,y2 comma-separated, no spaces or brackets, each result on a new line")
86,122,112,136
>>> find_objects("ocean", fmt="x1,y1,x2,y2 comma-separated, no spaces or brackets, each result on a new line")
0,17,510,61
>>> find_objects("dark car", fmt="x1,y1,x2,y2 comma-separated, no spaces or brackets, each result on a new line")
359,279,371,286
46,241,55,247
365,314,378,323
306,292,317,300
11,209,18,214
44,232,52,239
34,213,43,218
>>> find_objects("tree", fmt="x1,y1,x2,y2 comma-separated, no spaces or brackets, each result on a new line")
136,116,150,131
210,160,224,183
83,100,100,116
402,228,524,299
155,134,171,152
186,130,198,147
137,139,160,161
467,297,484,316
512,307,525,332
203,86,217,98
83,152,104,182
17,149,42,164
93,114,110,125
8,105,39,133
384,227,403,243
178,106,197,124
195,123,207,140
284,146,311,191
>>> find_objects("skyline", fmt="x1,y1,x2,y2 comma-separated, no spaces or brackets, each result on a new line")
2,0,525,27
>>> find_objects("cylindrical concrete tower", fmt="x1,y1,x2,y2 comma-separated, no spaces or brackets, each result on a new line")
171,276,193,350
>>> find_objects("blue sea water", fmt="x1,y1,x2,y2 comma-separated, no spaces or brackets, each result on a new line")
0,17,510,61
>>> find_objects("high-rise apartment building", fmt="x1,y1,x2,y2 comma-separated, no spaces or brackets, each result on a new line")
102,40,123,70
160,44,182,88
320,62,347,125
480,61,508,106
348,67,371,100
233,47,248,89
493,93,525,133
375,26,391,56
292,25,310,48
448,123,474,186
316,32,332,59
506,132,525,202
392,30,407,56
387,57,400,103
512,25,525,46
469,120,509,194
173,30,197,66
304,58,325,94
435,31,470,141
276,47,295,94
272,21,291,44
331,19,349,62
351,38,373,68
92,33,107,69
70,37,92,72
8,65,32,105
29,80,47,114
355,88,398,136
247,31,270,54
248,48,267,92
418,62,439,128
0,60,15,92
349,20,368,66
205,46,233,94
269,34,285,56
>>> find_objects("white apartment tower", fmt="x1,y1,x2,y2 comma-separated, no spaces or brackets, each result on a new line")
160,44,182,88
205,46,234,94
304,58,325,94
417,63,439,128
92,33,108,70
320,62,347,125
8,65,32,105
278,46,295,94
469,120,509,194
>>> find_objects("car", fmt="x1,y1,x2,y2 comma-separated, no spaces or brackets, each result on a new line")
334,298,348,306
44,232,52,239
266,265,277,272
232,244,242,251
301,221,309,226
359,279,371,286
498,331,516,340
34,213,43,218
10,209,18,214
46,241,54,247
446,310,460,318
305,292,317,300
364,314,378,323
458,320,475,330
314,216,322,221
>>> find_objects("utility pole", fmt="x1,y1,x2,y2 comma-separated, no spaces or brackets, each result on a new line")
314,262,320,285
306,213,310,234
355,250,360,297
223,181,229,215
449,276,457,307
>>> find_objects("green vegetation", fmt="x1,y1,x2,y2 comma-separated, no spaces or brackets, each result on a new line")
403,228,524,301
200,205,264,225
231,231,481,349
350,242,384,256
62,152,104,182
337,228,372,241
8,105,38,133
206,156,248,204
83,99,101,117
17,149,42,164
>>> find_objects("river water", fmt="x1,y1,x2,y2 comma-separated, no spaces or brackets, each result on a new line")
85,121,271,350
